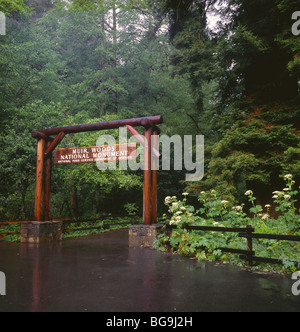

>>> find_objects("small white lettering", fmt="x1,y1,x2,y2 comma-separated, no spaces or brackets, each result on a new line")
150,317,193,328
292,271,300,296
106,316,140,330
0,271,6,295
292,11,300,36
0,12,6,36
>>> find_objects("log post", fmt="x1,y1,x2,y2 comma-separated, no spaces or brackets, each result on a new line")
44,131,66,158
35,138,46,221
151,130,159,224
143,127,153,225
44,141,52,221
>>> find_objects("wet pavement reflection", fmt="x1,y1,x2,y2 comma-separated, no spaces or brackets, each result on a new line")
0,230,299,312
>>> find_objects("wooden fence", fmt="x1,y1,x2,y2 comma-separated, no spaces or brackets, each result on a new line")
62,216,141,235
0,216,142,241
1,219,299,268
166,224,300,268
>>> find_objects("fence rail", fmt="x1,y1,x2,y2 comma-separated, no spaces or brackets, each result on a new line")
239,232,300,242
165,223,300,268
0,216,141,241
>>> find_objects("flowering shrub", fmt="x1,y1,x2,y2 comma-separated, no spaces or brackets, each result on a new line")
154,175,300,272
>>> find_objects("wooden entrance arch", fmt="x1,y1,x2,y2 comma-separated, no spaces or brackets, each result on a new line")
31,115,163,226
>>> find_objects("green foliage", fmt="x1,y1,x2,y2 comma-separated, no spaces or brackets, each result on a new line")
62,216,140,239
161,0,300,206
155,174,300,272
0,1,195,221
0,0,29,15
0,18,64,110
123,202,139,215
0,216,142,242
1,0,299,236
0,101,65,220
216,0,299,103
188,104,300,203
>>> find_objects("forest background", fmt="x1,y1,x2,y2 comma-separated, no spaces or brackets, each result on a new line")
0,0,299,222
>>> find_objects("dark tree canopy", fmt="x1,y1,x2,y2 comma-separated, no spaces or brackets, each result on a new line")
0,0,299,220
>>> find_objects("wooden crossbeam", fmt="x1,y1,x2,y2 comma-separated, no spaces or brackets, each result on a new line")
44,132,66,158
125,125,161,159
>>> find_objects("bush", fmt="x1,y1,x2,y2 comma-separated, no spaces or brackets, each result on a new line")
154,174,300,272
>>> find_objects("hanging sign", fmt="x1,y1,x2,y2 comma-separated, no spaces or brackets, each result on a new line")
54,143,137,165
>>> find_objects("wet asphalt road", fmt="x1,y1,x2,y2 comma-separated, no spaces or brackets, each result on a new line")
0,229,299,312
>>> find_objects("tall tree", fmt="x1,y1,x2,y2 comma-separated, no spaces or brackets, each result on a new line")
0,0,195,219
217,0,299,104
192,0,300,203
162,0,217,110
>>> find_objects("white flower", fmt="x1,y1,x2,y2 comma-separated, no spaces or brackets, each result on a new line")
283,188,289,191
175,216,181,222
245,190,253,196
235,206,243,212
221,200,229,204
284,195,291,200
213,222,219,225
169,220,175,225
180,207,186,211
170,202,179,213
284,174,293,179
165,196,172,204
182,192,189,196
272,195,278,199
265,204,271,208
200,191,206,195
261,214,269,221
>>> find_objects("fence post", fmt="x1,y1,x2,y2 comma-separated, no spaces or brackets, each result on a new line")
246,225,253,267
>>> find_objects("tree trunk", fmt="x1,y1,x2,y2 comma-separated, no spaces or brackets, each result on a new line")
70,185,78,219
21,183,28,220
